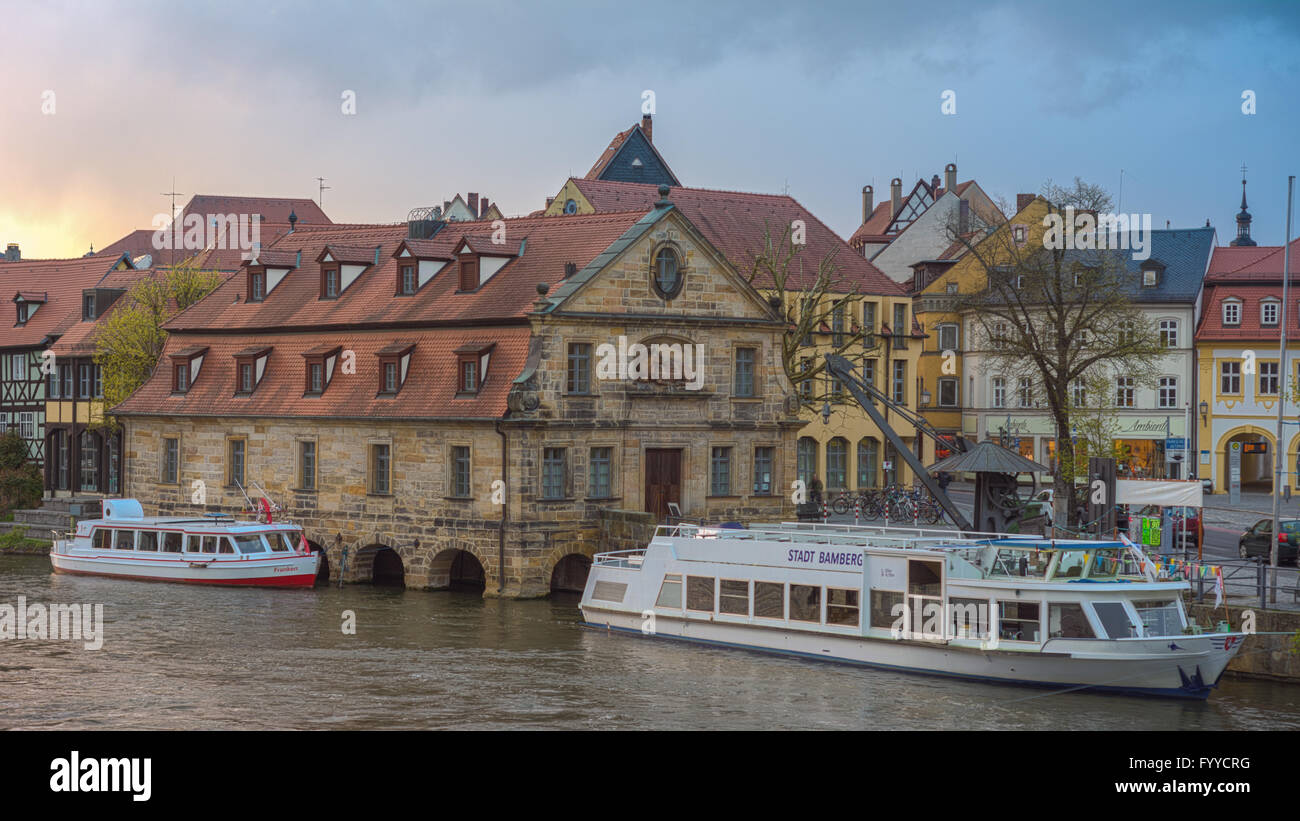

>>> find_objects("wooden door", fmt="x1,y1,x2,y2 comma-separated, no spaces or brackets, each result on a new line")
645,449,682,519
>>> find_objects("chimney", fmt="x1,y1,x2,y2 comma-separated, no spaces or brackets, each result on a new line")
944,163,957,194
958,200,970,234
1016,193,1035,213
546,196,555,208
641,113,652,143
862,185,873,224
4,243,19,262
890,178,902,218
564,262,577,278
467,193,479,217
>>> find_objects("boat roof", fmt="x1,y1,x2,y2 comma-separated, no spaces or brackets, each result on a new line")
87,515,298,532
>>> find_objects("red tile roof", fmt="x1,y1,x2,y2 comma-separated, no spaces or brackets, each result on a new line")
166,211,648,332
48,267,166,356
0,254,136,349
1196,239,1300,340
568,178,905,296
848,201,895,246
586,125,638,179
98,223,297,271
182,195,331,226
113,327,530,420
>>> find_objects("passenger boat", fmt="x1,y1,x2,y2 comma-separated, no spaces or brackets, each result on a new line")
50,499,319,588
579,522,1246,699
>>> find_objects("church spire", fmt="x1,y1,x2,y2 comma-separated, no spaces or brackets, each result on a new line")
1231,163,1257,247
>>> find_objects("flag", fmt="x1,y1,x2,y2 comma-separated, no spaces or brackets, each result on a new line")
1214,567,1224,608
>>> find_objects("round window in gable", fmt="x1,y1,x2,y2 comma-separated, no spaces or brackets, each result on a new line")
652,245,684,300
563,198,578,214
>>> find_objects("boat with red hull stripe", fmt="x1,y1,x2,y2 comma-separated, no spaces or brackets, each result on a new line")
50,499,320,589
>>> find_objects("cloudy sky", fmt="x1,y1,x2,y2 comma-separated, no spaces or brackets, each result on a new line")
2,0,1298,258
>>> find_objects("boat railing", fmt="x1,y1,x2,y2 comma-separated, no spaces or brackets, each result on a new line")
654,521,1042,551
592,549,646,569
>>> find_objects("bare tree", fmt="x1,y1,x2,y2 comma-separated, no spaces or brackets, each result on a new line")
747,222,884,410
941,181,1164,525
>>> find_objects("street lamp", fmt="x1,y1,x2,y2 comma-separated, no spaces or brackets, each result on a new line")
821,401,832,425
1199,399,1209,424
920,389,932,407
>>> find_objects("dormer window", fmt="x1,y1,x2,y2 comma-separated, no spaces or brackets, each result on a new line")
459,255,479,291
249,270,266,302
169,346,208,394
233,346,271,396
399,264,417,295
13,292,44,326
302,345,341,396
83,293,97,320
1262,299,1280,326
1143,269,1156,286
1223,299,1242,326
376,342,415,397
454,342,493,396
322,267,339,299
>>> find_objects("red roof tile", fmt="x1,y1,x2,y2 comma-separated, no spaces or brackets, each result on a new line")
1196,239,1300,340
0,254,137,349
585,125,637,179
113,328,530,420
165,212,647,332
182,195,331,226
568,178,905,296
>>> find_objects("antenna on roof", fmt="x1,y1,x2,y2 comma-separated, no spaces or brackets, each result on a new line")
160,177,183,269
316,177,330,208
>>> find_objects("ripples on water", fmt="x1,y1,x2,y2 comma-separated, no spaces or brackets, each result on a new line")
2,554,1298,730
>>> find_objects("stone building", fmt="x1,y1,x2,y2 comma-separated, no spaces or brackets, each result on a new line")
114,190,802,596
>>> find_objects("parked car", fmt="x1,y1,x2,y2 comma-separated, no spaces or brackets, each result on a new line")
1136,504,1201,549
1238,519,1300,565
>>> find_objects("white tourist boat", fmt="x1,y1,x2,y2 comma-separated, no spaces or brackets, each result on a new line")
50,499,319,588
579,522,1246,699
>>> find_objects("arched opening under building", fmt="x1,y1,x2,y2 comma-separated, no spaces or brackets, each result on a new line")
307,540,329,586
550,553,592,595
430,548,486,592
372,547,405,587
1224,431,1272,492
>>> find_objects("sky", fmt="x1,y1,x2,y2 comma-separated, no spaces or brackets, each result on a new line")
2,0,1299,259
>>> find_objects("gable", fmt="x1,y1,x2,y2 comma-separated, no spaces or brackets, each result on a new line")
545,179,595,217
593,128,680,187
550,208,773,322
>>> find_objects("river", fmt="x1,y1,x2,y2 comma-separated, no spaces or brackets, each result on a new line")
3,554,1299,730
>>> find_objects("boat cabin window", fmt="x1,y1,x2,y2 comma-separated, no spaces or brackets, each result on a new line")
233,535,267,554
137,531,159,552
949,597,989,639
789,584,821,622
908,560,942,597
719,580,749,616
989,548,1050,578
998,601,1040,641
656,574,683,608
827,588,860,626
1054,550,1087,579
686,576,715,612
870,590,903,629
754,581,784,618
1134,600,1182,637
219,538,235,555
1092,602,1137,638
162,532,183,553
114,530,136,550
1048,603,1095,638
93,528,111,550
200,535,220,554
269,533,293,552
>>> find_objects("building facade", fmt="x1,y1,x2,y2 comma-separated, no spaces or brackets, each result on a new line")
115,195,801,596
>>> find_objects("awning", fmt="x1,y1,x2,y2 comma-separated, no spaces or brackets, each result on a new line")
1116,479,1202,508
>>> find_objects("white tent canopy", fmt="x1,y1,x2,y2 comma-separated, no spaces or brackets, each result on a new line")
1116,479,1202,508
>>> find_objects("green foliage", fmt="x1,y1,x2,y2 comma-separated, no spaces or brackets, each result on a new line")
94,261,223,430
0,525,49,552
0,434,42,514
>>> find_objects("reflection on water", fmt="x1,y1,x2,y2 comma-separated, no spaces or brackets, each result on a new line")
2,554,1298,730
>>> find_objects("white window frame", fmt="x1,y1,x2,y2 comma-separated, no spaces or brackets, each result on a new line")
1223,300,1241,326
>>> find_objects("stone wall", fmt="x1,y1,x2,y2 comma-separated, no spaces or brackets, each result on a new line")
1188,602,1300,683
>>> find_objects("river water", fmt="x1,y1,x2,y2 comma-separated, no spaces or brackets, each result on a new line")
3,554,1300,730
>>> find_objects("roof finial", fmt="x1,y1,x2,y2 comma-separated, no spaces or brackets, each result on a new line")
1231,163,1256,247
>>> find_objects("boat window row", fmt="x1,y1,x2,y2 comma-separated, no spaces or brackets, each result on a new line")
656,574,862,627
90,528,298,555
